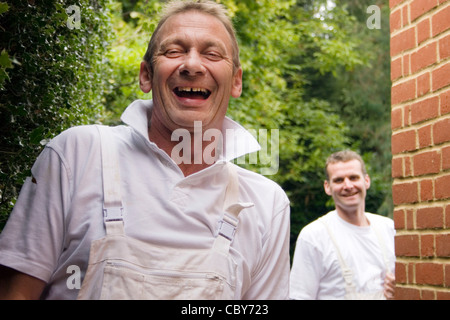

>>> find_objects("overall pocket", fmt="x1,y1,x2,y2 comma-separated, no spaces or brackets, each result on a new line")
100,260,225,300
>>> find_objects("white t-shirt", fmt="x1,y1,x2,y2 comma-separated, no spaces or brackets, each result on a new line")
289,210,395,300
0,99,291,300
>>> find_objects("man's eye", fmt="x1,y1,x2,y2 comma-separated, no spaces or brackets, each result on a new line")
165,50,183,58
204,52,222,60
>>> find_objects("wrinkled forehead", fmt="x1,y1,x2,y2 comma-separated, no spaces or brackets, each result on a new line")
156,11,233,49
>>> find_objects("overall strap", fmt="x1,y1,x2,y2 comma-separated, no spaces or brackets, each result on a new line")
214,162,253,255
97,125,124,235
319,217,356,294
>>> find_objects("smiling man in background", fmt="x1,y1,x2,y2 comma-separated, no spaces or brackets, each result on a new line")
289,150,395,300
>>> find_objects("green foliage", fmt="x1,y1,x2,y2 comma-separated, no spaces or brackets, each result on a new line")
303,0,393,217
101,0,163,124
0,0,114,228
0,3,11,88
0,49,12,90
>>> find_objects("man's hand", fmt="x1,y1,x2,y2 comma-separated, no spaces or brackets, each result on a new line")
383,272,395,300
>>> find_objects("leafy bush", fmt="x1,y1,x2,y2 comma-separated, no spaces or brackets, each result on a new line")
0,0,114,229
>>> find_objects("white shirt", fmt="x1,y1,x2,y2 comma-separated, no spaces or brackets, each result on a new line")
0,99,291,300
289,210,395,300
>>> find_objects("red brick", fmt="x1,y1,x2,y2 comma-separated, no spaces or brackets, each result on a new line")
408,261,415,279
395,287,421,300
411,96,439,124
433,117,450,144
418,124,432,148
432,4,450,37
391,9,402,33
404,104,412,126
442,146,450,170
389,0,450,298
411,42,438,73
439,33,450,60
417,18,431,44
411,0,439,21
417,206,443,229
392,157,404,177
393,181,419,204
446,204,450,228
420,178,434,201
432,62,450,91
416,262,444,286
405,156,413,177
403,53,411,76
391,27,416,56
437,291,450,300
413,150,441,175
435,174,450,199
392,130,417,154
395,261,408,283
421,234,435,256
392,78,416,105
417,72,431,97
402,5,409,27
406,209,415,229
396,234,420,256
391,57,403,81
436,233,450,257
390,0,406,9
394,209,406,229
441,89,450,114
392,107,403,129
421,289,436,300
445,264,450,287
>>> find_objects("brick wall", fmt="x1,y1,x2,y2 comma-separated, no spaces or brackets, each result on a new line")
390,0,450,299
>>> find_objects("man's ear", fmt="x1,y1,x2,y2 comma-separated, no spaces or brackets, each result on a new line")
139,61,152,93
231,67,243,98
364,174,371,190
324,180,332,196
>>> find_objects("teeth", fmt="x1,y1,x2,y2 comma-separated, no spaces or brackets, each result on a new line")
178,87,208,94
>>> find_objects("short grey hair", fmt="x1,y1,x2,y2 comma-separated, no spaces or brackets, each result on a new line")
143,0,240,72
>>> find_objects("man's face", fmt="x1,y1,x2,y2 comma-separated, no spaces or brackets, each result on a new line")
140,11,242,132
324,159,371,213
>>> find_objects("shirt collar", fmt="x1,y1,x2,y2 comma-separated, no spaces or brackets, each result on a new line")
120,99,261,162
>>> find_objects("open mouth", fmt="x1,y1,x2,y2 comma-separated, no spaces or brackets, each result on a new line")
174,87,211,100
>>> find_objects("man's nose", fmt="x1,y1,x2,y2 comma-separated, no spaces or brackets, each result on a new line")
343,178,353,189
179,50,206,76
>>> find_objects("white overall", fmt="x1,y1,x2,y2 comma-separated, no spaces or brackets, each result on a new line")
319,217,391,300
77,125,252,300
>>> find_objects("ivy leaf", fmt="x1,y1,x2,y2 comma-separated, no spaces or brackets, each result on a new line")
0,49,13,69
0,2,9,15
